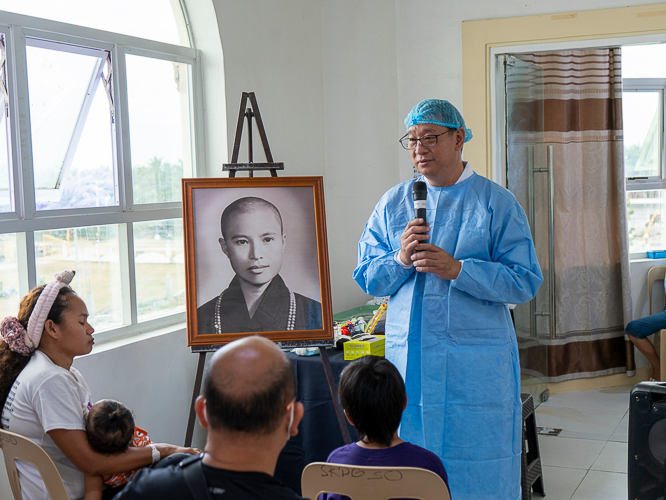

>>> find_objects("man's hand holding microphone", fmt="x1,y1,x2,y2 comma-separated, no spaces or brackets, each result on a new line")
399,181,462,281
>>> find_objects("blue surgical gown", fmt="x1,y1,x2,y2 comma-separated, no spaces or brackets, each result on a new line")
353,171,543,500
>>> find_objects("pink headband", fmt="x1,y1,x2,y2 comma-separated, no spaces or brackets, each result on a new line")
26,270,76,349
0,270,76,355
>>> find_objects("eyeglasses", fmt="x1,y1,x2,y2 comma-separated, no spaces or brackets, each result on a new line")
399,129,453,150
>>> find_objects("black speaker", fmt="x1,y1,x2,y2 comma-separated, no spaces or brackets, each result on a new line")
629,382,666,500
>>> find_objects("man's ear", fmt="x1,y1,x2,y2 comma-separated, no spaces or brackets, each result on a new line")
455,128,465,152
195,395,209,429
290,402,304,437
403,395,408,412
219,237,229,258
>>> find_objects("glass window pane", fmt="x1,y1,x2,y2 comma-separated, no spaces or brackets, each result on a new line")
0,234,20,319
134,218,185,322
27,45,117,210
0,109,12,213
623,44,666,79
627,190,666,253
126,55,193,204
623,91,660,178
0,35,12,214
0,1,188,47
35,225,123,331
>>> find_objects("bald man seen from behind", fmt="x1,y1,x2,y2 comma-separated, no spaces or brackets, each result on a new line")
115,336,305,500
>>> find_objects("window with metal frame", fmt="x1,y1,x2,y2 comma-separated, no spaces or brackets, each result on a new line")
0,0,188,47
623,44,666,257
0,10,204,342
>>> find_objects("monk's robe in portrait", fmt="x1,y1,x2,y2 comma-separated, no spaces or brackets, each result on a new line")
197,275,322,333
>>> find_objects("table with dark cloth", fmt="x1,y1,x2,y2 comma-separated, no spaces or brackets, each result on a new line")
274,349,358,495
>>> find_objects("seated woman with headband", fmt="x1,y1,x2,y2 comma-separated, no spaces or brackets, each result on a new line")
0,271,196,500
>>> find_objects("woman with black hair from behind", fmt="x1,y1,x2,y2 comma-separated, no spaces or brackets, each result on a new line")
323,355,450,500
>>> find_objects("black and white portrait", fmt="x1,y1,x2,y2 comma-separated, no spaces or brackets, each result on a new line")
183,177,331,346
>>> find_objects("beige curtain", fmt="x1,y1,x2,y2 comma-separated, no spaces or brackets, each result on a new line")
515,49,634,382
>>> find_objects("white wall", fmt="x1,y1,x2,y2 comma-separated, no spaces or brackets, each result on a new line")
214,0,325,178
320,0,401,311
213,0,401,313
186,0,228,177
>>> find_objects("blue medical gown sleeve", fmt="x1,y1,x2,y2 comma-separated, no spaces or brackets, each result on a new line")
452,201,542,304
353,207,415,297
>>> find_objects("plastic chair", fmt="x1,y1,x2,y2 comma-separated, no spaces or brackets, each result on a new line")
0,428,69,500
647,266,666,382
301,462,451,500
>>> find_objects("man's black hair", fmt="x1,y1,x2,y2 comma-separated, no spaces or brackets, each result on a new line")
220,197,283,241
338,355,406,448
203,352,296,434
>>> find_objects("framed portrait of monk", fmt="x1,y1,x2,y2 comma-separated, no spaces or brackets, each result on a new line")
182,176,333,347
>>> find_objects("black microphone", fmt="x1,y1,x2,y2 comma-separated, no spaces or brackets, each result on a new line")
412,181,427,225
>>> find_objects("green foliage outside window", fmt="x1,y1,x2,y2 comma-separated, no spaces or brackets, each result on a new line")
133,157,183,204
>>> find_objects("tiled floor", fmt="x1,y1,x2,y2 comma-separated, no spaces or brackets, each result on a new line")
533,385,631,500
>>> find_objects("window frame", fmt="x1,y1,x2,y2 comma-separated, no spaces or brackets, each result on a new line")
624,78,666,259
623,78,666,190
0,9,205,342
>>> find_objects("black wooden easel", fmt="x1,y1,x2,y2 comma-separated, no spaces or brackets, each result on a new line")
223,91,284,177
184,93,350,448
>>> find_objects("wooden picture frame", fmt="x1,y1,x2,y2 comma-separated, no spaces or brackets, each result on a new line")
182,176,333,347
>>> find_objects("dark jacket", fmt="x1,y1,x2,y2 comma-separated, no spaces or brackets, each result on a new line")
114,455,305,500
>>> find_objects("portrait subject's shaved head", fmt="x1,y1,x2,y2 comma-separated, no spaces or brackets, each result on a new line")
220,197,283,241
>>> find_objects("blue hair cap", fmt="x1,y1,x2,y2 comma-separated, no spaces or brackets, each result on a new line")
404,99,473,143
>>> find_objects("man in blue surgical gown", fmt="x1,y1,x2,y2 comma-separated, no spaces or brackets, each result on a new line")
354,99,543,500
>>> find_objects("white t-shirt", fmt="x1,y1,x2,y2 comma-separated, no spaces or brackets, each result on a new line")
1,350,92,500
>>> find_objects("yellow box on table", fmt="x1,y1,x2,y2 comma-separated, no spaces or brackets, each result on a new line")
343,335,385,361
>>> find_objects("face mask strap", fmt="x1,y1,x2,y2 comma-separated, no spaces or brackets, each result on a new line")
286,400,295,439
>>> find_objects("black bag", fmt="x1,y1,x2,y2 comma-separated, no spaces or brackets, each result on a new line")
181,454,214,500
